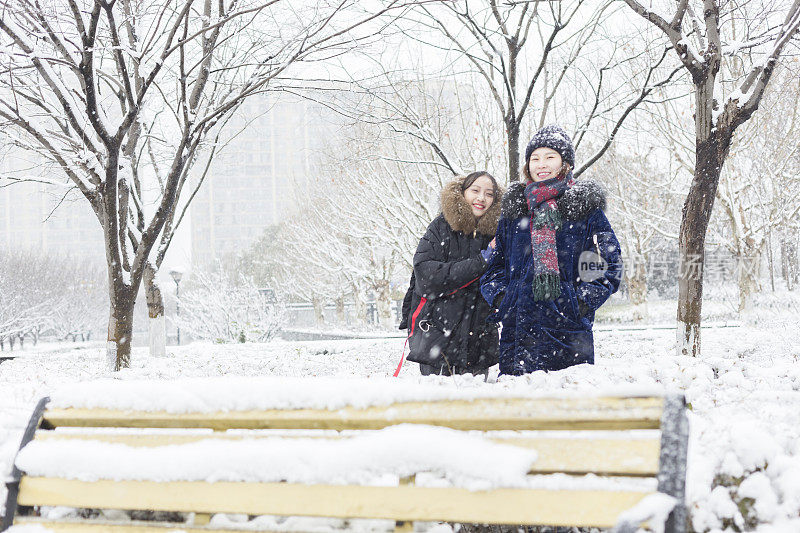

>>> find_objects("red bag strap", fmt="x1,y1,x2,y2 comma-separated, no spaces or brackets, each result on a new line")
393,296,426,377
392,274,481,377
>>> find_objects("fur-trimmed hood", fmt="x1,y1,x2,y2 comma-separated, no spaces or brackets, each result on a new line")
501,179,606,221
441,176,504,236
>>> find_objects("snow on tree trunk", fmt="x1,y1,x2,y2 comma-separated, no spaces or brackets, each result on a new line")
144,264,166,357
149,316,167,357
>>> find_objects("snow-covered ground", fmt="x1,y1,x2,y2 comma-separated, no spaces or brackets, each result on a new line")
2,312,800,532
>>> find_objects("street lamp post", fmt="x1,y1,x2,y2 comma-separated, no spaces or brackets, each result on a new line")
170,270,183,345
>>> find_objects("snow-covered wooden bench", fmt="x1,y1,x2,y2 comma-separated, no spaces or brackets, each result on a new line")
2,378,688,533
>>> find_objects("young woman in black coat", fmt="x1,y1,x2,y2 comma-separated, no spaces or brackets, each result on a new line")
400,172,504,377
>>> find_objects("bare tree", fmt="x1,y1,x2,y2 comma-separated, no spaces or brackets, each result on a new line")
275,186,401,328
713,66,800,310
0,251,58,349
274,208,351,326
781,230,800,291
0,250,105,349
0,0,415,369
351,0,683,184
50,260,108,343
622,0,800,356
598,143,683,319
293,105,458,327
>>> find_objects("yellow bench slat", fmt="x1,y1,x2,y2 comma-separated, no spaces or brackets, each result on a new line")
34,432,661,476
14,517,247,532
42,396,664,431
510,437,659,475
18,477,651,528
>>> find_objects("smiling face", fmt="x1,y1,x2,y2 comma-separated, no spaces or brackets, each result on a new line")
528,147,563,182
463,175,495,218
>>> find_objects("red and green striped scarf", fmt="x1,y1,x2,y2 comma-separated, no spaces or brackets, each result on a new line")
524,169,575,301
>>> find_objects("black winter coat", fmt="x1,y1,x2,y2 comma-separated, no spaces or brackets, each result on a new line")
401,177,503,372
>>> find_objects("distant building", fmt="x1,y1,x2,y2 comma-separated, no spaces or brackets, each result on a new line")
190,93,339,267
1,93,339,268
0,149,104,261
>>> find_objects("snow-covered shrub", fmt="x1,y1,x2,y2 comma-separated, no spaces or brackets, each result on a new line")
176,271,286,344
690,423,800,532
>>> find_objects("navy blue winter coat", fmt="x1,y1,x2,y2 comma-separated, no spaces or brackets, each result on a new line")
480,180,622,375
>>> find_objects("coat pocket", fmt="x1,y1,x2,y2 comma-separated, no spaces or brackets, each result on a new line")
558,281,584,323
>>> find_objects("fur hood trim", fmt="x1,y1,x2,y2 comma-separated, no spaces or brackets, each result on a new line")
501,179,606,221
441,176,504,236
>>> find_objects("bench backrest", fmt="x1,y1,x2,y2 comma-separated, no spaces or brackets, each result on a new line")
3,394,688,532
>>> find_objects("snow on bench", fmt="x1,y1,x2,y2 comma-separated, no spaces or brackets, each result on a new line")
1,377,688,532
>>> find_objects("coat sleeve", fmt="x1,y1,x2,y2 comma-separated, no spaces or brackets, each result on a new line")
480,217,509,307
398,271,415,330
576,210,623,311
413,220,488,298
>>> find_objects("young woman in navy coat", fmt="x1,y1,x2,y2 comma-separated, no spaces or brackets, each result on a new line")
481,125,623,375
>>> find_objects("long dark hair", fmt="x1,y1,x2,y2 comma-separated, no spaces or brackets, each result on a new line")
461,171,500,197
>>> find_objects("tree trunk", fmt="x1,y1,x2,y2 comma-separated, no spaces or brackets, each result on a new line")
352,286,367,326
782,237,798,290
676,69,732,357
677,130,728,356
766,229,775,292
144,264,167,357
736,245,760,313
507,119,521,183
626,256,648,321
107,287,136,371
335,296,346,325
375,281,393,328
312,297,325,326
506,42,520,185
